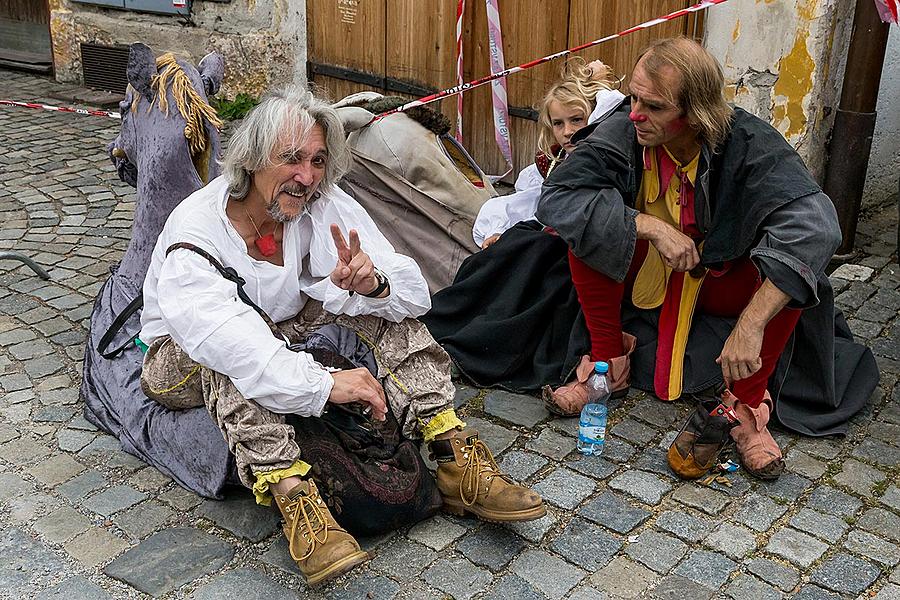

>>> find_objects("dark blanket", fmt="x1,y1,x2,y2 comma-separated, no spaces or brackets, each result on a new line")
424,223,879,437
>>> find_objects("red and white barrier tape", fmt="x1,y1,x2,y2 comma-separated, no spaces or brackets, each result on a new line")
372,0,729,123
874,0,899,23
0,99,121,120
484,0,513,179
455,0,466,143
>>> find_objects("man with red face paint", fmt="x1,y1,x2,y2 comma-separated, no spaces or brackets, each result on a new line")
537,38,875,481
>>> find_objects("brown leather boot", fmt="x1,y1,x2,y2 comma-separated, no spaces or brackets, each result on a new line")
430,430,545,522
542,333,637,417
730,394,785,480
273,480,369,586
667,390,739,480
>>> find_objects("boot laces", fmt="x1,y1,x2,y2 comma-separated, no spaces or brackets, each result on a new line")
459,439,512,507
284,490,329,562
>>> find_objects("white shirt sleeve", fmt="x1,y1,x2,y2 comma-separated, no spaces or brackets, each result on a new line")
472,163,544,246
589,89,626,124
301,187,431,322
155,249,333,416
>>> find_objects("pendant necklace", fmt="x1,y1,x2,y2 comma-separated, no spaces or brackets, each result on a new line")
246,210,279,257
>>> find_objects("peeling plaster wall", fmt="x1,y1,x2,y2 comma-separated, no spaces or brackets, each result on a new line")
704,0,854,181
863,26,900,211
49,0,307,99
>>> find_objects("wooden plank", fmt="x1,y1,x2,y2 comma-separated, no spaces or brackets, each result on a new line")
568,0,699,87
385,0,458,124
464,0,569,177
0,0,49,24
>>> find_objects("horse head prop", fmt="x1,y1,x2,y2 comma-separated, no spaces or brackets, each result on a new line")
109,42,224,289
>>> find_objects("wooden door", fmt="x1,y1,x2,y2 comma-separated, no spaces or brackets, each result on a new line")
0,0,52,73
307,0,703,177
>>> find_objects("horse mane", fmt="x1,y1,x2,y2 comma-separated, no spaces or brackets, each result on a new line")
364,96,451,136
129,53,223,183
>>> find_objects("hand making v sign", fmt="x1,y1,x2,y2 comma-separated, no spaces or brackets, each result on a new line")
330,223,381,296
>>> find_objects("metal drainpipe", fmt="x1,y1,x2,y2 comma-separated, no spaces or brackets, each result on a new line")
822,0,891,256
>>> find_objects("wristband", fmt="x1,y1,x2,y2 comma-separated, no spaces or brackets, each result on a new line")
360,268,390,298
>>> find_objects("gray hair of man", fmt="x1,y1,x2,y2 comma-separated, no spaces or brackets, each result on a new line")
222,84,351,200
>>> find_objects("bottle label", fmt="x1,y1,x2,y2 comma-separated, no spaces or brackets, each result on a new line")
578,426,605,443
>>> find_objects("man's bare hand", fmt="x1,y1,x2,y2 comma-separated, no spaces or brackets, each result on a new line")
481,234,501,250
636,214,699,272
330,224,379,295
716,319,764,387
328,368,387,421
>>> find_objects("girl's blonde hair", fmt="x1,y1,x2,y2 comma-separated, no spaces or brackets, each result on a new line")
537,57,619,158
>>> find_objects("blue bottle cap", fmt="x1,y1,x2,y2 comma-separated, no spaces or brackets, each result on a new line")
594,361,608,374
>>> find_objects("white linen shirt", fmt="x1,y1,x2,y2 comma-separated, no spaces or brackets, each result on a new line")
139,175,430,417
472,89,626,246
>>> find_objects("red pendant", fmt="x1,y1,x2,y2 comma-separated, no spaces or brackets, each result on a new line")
255,234,277,257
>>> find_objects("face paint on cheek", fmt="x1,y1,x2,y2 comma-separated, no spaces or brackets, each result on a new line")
666,116,690,134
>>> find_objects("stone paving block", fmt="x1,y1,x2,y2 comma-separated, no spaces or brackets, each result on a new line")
67,414,99,431
505,510,558,543
56,469,106,502
724,574,780,600
0,373,32,392
703,522,756,559
654,511,712,543
607,470,672,505
158,485,203,511
832,263,874,281
455,523,525,572
628,399,679,428
509,549,586,599
633,447,679,481
370,539,438,580
189,568,295,600
0,423,19,445
56,428,95,452
0,528,67,595
733,493,788,531
853,438,900,468
600,436,637,463
259,537,301,576
589,556,656,598
765,527,829,568
64,527,130,568
28,452,85,486
82,485,148,517
33,406,77,423
113,500,175,541
422,556,493,600
610,418,657,445
758,472,813,502
41,388,79,406
785,449,827,480
792,436,842,460
673,549,736,589
407,515,467,551
532,467,596,509
551,517,622,572
789,508,848,543
565,454,617,480
625,531,688,573
526,427,575,460
499,450,548,482
463,417,517,454
843,529,900,567
104,528,234,596
810,552,881,596
547,415,579,438
671,484,729,515
483,390,548,427
196,491,280,542
858,507,900,544
868,421,900,445
578,491,650,534
482,574,544,600
32,505,92,543
833,458,887,497
0,435,51,466
453,384,478,409
806,484,864,517
648,575,713,600
35,576,113,600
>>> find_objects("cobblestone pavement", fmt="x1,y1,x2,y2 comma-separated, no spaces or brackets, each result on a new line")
1,68,899,600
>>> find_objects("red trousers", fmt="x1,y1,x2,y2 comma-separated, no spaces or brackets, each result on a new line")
568,241,801,407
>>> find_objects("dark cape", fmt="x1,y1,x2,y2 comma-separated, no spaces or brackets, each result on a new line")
426,104,879,437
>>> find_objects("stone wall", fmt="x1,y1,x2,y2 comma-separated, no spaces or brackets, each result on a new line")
48,0,307,99
704,0,855,181
863,25,899,212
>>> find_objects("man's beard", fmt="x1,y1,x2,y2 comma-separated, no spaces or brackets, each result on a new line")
267,185,318,223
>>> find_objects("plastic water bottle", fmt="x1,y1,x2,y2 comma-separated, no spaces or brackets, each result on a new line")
577,362,610,456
